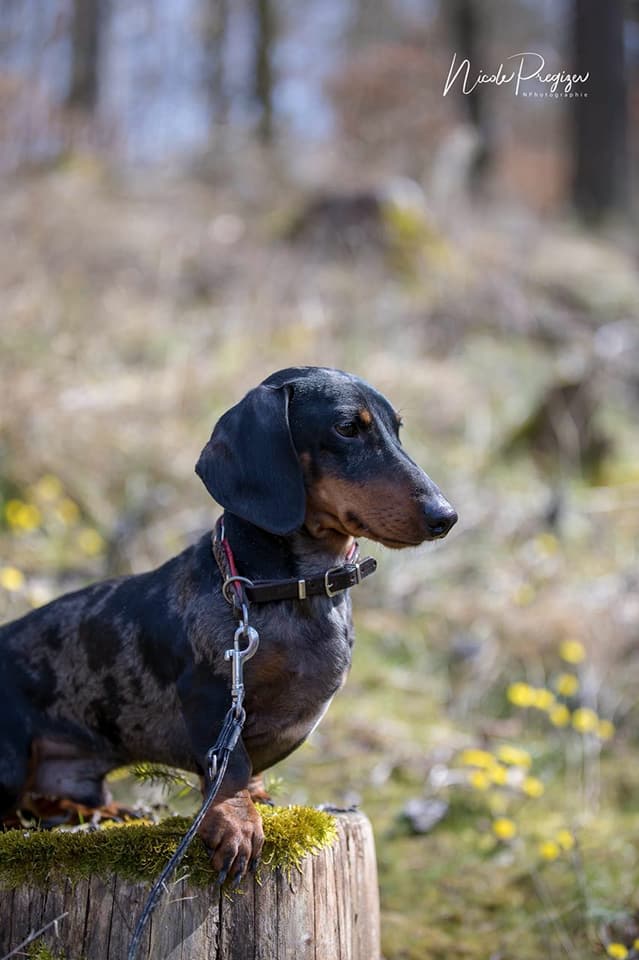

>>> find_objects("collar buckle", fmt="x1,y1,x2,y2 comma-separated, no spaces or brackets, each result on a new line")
324,561,361,598
324,566,341,598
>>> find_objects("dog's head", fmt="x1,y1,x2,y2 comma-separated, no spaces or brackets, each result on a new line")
196,366,457,547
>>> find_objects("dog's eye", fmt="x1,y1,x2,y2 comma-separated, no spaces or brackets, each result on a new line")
334,422,359,439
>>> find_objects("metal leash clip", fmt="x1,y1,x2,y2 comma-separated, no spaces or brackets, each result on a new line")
206,624,259,781
226,624,260,718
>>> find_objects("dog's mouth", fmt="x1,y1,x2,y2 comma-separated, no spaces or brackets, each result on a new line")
375,534,425,549
338,513,426,550
305,504,447,550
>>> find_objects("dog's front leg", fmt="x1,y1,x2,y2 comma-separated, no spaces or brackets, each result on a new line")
178,667,264,885
197,742,265,885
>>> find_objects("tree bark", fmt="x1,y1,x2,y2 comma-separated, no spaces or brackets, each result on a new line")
254,0,275,143
67,0,103,111
0,811,380,960
572,0,628,222
203,0,229,124
446,0,494,186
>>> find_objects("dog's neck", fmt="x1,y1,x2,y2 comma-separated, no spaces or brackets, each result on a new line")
221,512,355,582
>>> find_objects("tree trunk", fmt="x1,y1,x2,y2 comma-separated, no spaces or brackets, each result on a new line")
253,0,275,143
67,0,103,111
446,0,493,186
572,0,628,222
203,0,229,124
0,811,380,960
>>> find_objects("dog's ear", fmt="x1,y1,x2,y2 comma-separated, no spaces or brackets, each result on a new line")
196,382,306,535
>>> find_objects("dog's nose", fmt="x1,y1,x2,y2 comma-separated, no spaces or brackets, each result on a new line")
424,501,458,539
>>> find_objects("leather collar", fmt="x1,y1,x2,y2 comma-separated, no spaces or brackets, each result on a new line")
212,516,377,604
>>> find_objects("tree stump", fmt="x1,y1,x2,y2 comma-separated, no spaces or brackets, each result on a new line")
0,810,379,960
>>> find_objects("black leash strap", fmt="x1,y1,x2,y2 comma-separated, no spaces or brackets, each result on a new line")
126,704,245,960
127,591,258,960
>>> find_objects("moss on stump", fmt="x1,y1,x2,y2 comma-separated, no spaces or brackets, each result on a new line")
0,804,337,890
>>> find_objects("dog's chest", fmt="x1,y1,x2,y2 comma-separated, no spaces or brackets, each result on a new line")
241,598,353,770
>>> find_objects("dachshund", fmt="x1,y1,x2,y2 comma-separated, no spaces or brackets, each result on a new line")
0,366,457,885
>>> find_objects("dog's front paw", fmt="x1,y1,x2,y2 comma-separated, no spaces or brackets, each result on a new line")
198,790,264,885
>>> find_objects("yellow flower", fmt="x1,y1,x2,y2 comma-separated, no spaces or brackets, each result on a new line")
469,770,490,791
5,499,24,526
535,532,559,555
459,749,495,769
538,840,560,861
507,682,535,708
0,566,25,592
55,497,81,525
549,704,571,727
477,833,496,852
492,818,517,840
560,640,586,664
77,527,105,557
488,793,508,815
513,583,535,606
633,939,639,951
555,673,579,697
5,499,41,532
606,944,628,959
496,745,532,768
32,474,63,502
531,688,555,710
489,764,508,786
572,708,599,734
522,776,544,798
597,719,615,741
556,829,575,851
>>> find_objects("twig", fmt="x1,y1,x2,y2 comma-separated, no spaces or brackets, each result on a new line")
570,837,597,945
0,912,69,960
529,869,578,959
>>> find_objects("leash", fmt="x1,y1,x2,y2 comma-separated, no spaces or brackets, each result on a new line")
128,516,376,958
127,579,258,960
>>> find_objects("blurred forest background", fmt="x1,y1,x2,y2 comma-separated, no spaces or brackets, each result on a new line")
1,2,639,958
